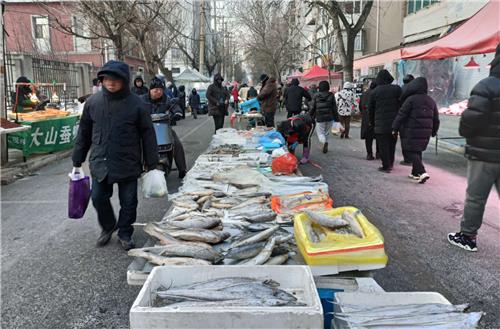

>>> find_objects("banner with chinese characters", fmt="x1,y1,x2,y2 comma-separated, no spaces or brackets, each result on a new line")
7,115,80,157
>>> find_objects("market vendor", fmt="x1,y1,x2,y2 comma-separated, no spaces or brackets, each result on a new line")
11,76,35,112
277,113,315,164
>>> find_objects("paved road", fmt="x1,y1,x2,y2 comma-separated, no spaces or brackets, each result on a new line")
1,114,216,329
299,121,499,329
2,112,499,328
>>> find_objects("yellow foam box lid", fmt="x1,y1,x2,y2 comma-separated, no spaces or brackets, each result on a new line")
294,206,388,266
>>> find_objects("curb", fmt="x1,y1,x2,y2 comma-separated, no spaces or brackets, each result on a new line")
1,149,73,185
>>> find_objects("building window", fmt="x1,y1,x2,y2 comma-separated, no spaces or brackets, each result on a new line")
369,65,384,75
407,0,439,15
32,16,51,52
72,17,91,52
172,67,181,74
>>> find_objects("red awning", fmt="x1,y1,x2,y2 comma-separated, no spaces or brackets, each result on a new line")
301,65,342,80
401,0,500,60
287,70,303,80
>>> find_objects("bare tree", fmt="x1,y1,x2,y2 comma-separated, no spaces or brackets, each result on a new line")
43,1,140,61
309,0,374,82
233,0,303,83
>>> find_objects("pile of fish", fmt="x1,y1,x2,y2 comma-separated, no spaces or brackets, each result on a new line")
152,277,305,308
303,209,365,243
206,144,243,156
334,303,483,328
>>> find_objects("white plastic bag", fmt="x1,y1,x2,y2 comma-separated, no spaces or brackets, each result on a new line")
331,121,345,135
141,169,168,198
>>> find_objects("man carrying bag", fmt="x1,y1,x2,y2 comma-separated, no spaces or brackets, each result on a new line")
72,60,158,251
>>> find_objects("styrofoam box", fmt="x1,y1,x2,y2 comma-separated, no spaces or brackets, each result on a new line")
332,292,451,329
130,265,323,329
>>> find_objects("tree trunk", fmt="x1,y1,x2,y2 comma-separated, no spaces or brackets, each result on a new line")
343,35,356,83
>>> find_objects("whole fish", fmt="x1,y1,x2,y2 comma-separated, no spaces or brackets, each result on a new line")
271,245,291,257
164,298,291,308
303,220,320,243
225,241,267,260
211,202,234,209
162,217,221,230
303,209,349,229
157,282,278,301
221,218,251,229
196,195,211,204
247,223,274,232
177,277,267,290
166,228,230,244
173,198,199,211
341,210,364,238
156,243,223,262
274,233,294,244
264,254,289,265
231,225,279,248
187,191,214,197
241,237,276,265
127,249,211,266
201,197,213,212
231,196,268,210
244,212,277,223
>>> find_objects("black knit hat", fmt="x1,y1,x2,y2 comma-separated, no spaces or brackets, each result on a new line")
149,77,165,90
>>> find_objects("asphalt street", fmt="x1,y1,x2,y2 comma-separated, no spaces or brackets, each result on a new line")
2,111,499,328
1,114,216,329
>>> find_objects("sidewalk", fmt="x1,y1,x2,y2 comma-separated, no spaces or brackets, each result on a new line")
1,149,73,185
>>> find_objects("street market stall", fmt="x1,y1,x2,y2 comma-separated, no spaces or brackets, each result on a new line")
300,65,343,91
127,127,388,285
6,82,79,159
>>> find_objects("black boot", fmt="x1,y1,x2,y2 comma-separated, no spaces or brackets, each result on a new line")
96,228,115,247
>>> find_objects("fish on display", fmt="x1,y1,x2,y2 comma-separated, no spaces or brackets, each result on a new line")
127,249,211,266
224,241,267,260
153,276,304,308
160,217,222,230
241,237,276,265
165,228,230,244
231,225,279,248
341,210,364,238
264,253,289,265
302,209,349,229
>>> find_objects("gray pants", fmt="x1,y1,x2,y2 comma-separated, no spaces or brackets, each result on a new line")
316,121,333,144
460,160,500,236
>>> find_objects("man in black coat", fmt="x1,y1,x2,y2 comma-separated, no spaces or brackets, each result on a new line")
284,78,311,118
141,78,187,178
178,85,187,119
369,69,402,172
360,81,378,160
399,74,415,165
448,43,500,252
392,77,439,184
131,76,148,96
207,73,230,132
188,88,200,119
72,60,159,251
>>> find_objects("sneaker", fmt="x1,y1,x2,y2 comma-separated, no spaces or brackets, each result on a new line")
418,173,430,184
400,160,412,166
448,232,477,252
322,142,328,154
96,228,116,247
119,238,136,251
408,174,420,180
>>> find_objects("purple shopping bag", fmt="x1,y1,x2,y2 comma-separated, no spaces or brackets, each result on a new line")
68,169,91,219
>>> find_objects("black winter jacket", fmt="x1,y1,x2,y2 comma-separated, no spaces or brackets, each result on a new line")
310,91,338,123
141,93,183,121
131,77,148,96
369,70,402,134
207,73,229,116
392,78,440,152
72,61,158,183
284,79,311,114
459,50,500,163
360,88,374,139
189,92,201,109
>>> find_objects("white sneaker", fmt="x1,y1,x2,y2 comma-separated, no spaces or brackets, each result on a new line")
418,173,430,184
408,174,420,180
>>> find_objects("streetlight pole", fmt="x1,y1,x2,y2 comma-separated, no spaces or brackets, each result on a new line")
199,0,206,75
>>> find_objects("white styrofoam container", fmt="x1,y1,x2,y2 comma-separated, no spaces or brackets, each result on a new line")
130,265,323,329
332,292,451,329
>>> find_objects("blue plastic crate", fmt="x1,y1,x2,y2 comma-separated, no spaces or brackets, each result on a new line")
239,98,261,113
317,288,344,329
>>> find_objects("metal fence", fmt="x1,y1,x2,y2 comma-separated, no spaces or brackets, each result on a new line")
31,56,79,103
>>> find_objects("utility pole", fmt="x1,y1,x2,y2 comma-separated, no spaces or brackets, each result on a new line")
199,0,206,75
221,17,225,79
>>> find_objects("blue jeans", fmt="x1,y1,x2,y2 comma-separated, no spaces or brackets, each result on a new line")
91,177,138,240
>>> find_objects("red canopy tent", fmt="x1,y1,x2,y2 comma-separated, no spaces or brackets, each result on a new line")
301,65,342,80
286,70,303,80
401,0,500,60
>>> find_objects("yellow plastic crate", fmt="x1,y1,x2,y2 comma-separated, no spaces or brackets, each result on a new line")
294,206,388,267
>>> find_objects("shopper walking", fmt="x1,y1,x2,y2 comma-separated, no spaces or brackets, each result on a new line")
335,82,356,139
448,43,500,252
284,78,311,118
392,77,439,183
72,60,158,251
360,81,378,160
207,73,230,132
188,88,200,119
131,76,148,96
399,74,415,166
257,73,278,127
369,69,402,173
309,80,338,153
